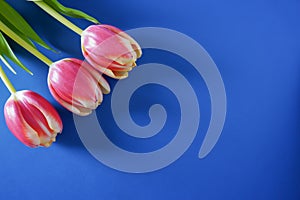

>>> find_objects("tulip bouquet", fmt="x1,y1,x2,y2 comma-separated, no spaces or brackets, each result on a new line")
0,0,142,147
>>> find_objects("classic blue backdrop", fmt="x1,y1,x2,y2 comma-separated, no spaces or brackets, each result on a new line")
0,0,299,199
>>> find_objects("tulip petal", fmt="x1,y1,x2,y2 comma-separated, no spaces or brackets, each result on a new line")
49,59,103,108
4,95,40,147
106,37,136,65
101,24,142,58
49,82,95,115
48,58,107,116
4,91,63,148
113,71,129,79
81,24,141,80
83,62,111,94
49,84,92,116
82,25,136,65
84,46,134,71
82,54,118,78
19,90,63,134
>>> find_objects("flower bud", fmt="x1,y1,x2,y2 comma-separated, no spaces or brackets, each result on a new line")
81,24,142,79
4,90,63,147
48,58,110,116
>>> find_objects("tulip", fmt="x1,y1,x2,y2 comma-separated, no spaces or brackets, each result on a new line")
4,90,63,147
48,58,110,116
81,24,142,79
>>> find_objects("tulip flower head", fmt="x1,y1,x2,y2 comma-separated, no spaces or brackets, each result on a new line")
81,24,142,79
4,90,63,147
48,58,110,116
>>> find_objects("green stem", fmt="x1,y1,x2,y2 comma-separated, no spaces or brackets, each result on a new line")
0,20,53,67
0,65,16,94
34,1,83,35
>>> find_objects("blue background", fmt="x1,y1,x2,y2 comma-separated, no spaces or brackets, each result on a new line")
1,0,300,199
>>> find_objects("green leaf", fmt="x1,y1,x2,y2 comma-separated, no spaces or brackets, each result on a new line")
0,1,54,51
0,55,16,74
0,32,33,75
0,20,53,67
0,14,36,50
43,0,99,24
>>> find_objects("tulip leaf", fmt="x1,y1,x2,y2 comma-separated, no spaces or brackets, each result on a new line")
0,55,16,75
0,15,37,50
43,0,99,24
0,32,33,75
0,0,54,51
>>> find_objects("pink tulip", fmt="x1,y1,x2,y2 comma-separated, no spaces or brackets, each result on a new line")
4,90,63,147
81,24,142,79
48,58,110,116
